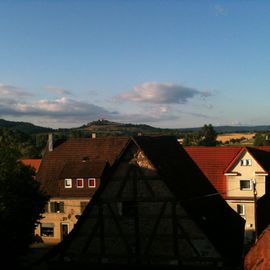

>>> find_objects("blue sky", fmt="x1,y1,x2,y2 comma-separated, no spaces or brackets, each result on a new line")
0,0,270,129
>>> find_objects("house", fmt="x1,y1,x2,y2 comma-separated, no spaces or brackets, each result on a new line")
38,136,245,268
35,136,130,244
185,146,270,244
184,146,242,199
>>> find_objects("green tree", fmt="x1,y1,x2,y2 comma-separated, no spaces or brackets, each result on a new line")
198,124,217,146
182,132,200,146
0,143,48,266
253,133,270,146
183,124,217,146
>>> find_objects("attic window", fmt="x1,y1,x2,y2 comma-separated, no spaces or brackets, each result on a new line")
88,178,96,188
64,178,72,188
241,159,252,166
76,178,84,188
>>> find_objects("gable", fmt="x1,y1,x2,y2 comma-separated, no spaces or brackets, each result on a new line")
225,149,265,175
46,139,222,267
41,137,245,268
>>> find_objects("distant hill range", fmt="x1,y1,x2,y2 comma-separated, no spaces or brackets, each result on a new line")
0,119,54,134
1,118,270,136
80,119,270,136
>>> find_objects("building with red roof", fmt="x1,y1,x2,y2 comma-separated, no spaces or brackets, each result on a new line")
185,146,270,245
36,136,245,269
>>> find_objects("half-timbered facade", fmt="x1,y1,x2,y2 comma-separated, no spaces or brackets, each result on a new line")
39,136,244,268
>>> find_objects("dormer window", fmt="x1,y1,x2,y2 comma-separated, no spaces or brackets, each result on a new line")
88,178,96,188
76,178,84,188
64,178,72,188
241,159,252,166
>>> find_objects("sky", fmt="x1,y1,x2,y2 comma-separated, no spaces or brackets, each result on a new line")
0,0,270,129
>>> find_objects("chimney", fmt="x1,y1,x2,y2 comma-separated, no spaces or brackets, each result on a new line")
48,133,53,151
92,133,96,139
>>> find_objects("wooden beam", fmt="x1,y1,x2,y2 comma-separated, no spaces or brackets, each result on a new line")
143,202,168,255
106,203,133,258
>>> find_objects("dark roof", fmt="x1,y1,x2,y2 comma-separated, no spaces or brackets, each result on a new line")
247,147,270,173
134,136,245,265
37,137,130,196
45,136,245,266
39,136,245,264
185,146,242,198
59,160,106,179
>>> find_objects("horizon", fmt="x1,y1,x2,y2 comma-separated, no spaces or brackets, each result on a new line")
1,1,270,129
1,117,270,132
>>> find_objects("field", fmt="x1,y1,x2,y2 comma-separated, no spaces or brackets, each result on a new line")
217,133,255,144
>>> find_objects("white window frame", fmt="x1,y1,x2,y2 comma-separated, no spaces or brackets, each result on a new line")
76,178,84,188
88,178,96,188
240,179,252,190
237,204,245,216
64,178,72,188
241,159,252,166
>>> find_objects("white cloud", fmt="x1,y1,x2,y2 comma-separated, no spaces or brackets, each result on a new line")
0,84,33,97
0,97,118,120
119,82,211,104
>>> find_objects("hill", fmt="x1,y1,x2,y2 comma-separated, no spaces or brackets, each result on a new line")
0,119,54,134
79,119,270,137
1,118,270,137
79,119,181,136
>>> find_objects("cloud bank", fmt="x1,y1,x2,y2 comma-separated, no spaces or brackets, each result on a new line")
119,82,211,104
0,97,117,121
0,84,33,97
0,82,214,128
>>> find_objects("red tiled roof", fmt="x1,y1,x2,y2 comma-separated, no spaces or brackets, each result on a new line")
20,159,41,172
244,224,270,270
184,146,242,198
37,137,130,197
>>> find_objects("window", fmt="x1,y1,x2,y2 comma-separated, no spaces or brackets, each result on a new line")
40,223,54,237
88,178,96,188
241,159,252,166
237,204,245,216
76,178,84,188
240,180,252,190
43,203,49,213
64,178,72,188
50,201,64,213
